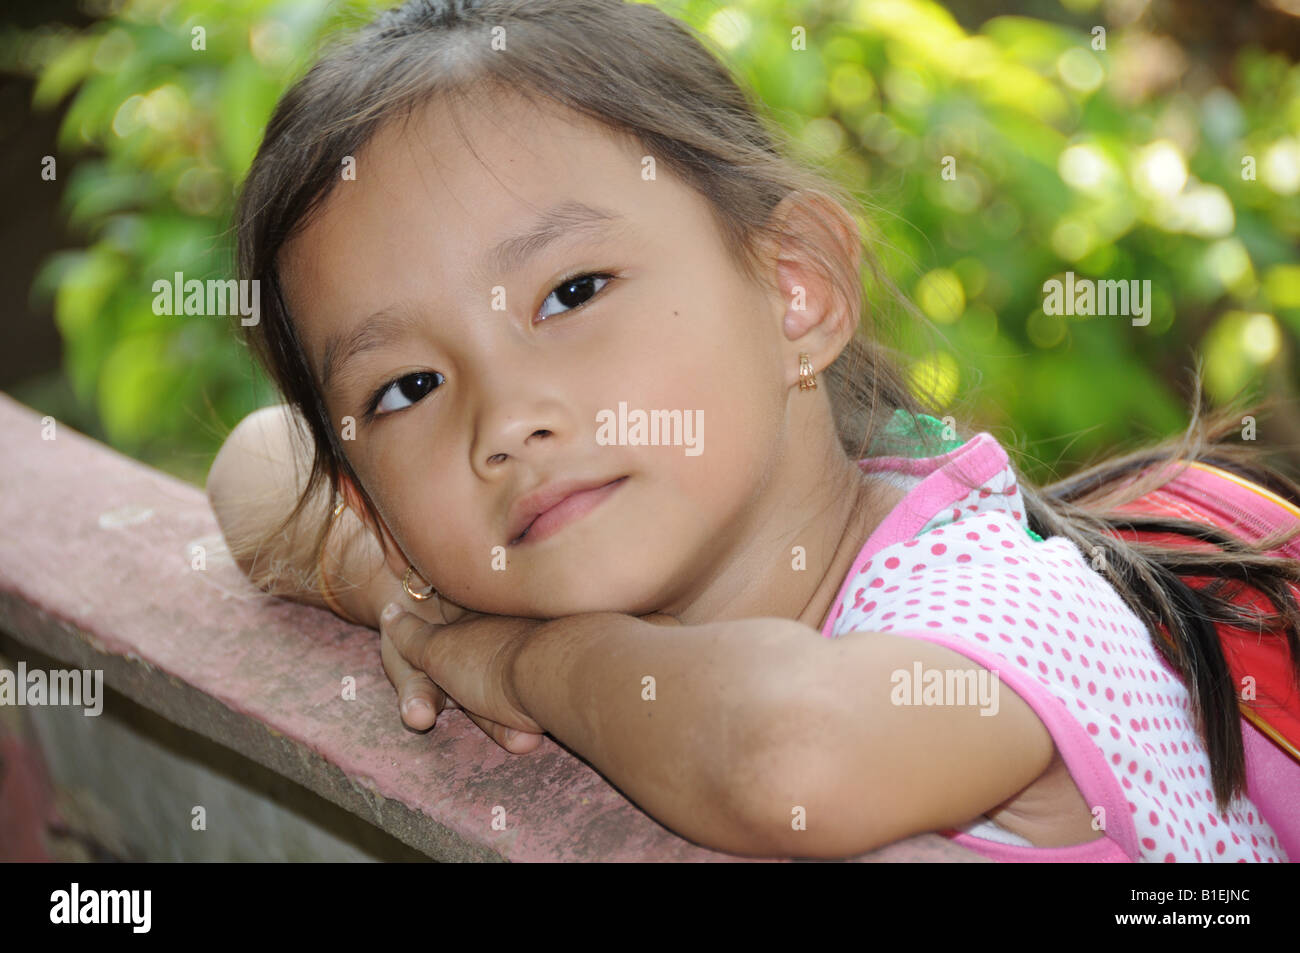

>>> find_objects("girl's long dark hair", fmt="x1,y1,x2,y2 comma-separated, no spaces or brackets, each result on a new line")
232,0,1300,810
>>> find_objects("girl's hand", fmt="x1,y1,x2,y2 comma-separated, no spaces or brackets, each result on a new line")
378,602,548,754
362,562,545,752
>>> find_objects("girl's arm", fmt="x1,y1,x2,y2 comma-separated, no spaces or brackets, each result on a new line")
509,614,1055,857
206,404,420,629
212,409,1053,857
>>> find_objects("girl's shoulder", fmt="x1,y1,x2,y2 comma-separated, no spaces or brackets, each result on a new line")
822,410,1288,862
823,410,1084,647
829,409,1043,620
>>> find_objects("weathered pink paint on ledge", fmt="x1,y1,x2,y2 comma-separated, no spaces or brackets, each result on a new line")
0,393,987,862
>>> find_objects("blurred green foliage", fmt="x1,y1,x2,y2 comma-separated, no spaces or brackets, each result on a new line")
7,0,1300,484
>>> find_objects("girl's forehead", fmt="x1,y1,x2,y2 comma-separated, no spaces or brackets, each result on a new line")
374,90,641,198
298,92,652,256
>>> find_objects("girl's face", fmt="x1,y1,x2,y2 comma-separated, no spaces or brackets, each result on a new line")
281,90,852,619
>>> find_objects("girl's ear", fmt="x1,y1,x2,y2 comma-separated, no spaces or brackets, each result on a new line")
764,190,862,378
338,474,411,581
337,472,367,523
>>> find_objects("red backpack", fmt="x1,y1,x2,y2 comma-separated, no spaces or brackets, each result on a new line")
1102,459,1300,856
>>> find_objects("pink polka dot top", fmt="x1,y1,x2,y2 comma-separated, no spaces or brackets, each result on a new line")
821,414,1288,862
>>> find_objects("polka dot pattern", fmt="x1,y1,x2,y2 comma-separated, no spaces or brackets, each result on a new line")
828,440,1287,863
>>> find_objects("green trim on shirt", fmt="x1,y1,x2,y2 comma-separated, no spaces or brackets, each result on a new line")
869,409,1045,543
867,409,967,458
868,405,972,457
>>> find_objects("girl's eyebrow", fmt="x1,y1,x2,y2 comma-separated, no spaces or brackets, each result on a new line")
319,200,627,390
479,199,625,279
320,304,424,392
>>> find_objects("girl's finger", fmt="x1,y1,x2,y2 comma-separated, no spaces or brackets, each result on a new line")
380,623,446,730
399,672,445,730
462,709,545,754
382,602,441,674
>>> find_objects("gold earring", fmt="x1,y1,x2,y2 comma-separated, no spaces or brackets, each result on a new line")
403,565,435,601
798,352,818,391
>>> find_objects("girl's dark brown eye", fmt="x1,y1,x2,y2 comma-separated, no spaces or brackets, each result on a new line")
373,371,444,416
537,273,613,321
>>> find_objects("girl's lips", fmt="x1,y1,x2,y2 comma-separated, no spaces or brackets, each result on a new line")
512,476,627,546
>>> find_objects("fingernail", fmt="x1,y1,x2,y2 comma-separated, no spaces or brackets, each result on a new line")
403,698,430,717
505,728,517,742
381,602,402,623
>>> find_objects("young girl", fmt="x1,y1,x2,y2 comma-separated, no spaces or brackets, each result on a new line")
207,0,1300,860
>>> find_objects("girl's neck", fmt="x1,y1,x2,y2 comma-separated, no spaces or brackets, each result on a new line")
668,454,909,633
793,469,910,633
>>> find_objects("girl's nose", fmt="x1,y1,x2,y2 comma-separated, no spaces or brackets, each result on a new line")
472,393,572,478
481,428,555,469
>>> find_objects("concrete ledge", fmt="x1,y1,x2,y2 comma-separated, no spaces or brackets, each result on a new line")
1,635,429,861
0,392,987,862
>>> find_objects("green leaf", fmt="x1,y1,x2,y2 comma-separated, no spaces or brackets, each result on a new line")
31,35,95,109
